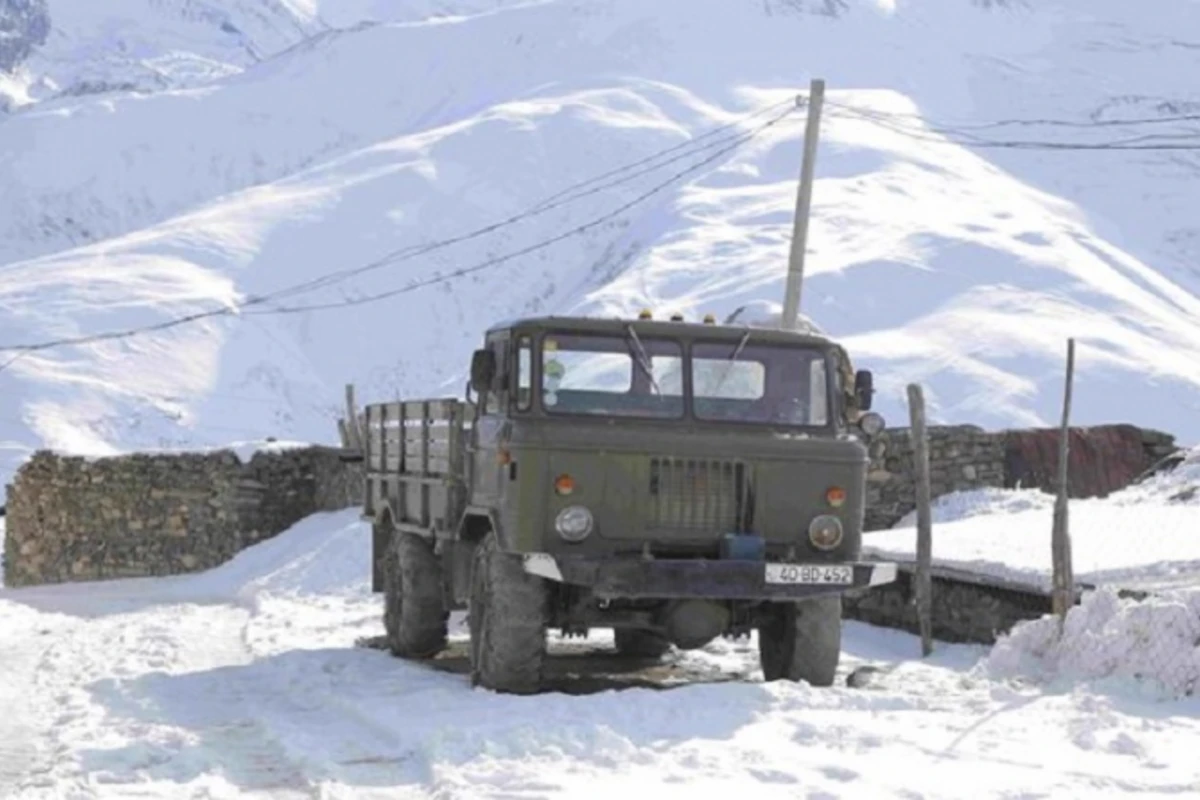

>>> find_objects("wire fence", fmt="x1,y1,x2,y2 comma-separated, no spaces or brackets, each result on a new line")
887,370,1200,699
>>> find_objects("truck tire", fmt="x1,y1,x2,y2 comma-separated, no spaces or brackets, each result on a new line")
614,629,671,659
468,532,549,694
383,531,448,658
757,594,842,687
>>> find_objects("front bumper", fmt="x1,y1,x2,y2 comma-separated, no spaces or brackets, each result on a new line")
521,553,898,600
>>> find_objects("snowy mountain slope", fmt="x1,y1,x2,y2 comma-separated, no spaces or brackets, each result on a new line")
3,508,1199,798
2,0,1200,494
0,0,311,109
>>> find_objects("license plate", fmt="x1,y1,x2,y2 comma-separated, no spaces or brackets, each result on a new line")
764,564,854,585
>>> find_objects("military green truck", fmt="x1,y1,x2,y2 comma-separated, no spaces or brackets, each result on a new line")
356,312,897,694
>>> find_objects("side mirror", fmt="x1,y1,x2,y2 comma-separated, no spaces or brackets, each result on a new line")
854,369,874,411
470,349,497,394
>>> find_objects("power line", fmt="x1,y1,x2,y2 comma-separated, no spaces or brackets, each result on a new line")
824,99,1200,131
247,108,796,316
264,96,801,305
826,99,1200,151
0,101,797,364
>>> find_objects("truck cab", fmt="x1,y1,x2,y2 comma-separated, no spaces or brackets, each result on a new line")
361,313,897,694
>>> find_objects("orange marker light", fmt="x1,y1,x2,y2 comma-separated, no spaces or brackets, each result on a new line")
826,486,846,507
554,474,576,495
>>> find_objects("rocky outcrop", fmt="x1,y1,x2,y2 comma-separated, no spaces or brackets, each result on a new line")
3,445,361,587
0,0,50,72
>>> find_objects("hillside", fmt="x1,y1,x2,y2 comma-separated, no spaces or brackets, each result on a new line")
2,0,1200,492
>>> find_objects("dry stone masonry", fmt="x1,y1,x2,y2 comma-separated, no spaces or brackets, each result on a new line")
4,445,361,587
864,423,1178,531
865,425,1006,531
1,422,1178,589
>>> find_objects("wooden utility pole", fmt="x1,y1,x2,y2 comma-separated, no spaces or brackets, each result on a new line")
1052,339,1077,626
907,383,934,657
780,78,825,330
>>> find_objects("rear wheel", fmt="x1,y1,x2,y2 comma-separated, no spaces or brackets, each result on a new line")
468,533,549,694
383,529,448,658
614,629,671,659
758,594,842,687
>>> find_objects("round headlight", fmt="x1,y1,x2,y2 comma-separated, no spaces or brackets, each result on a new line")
555,505,594,542
858,412,886,437
808,515,844,551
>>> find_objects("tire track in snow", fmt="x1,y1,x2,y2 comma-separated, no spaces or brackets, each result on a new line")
0,621,51,795
78,602,324,797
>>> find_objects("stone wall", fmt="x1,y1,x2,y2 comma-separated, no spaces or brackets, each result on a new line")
842,566,1055,644
3,445,362,588
865,425,1007,531
864,423,1178,531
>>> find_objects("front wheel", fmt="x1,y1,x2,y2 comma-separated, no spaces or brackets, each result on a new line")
468,533,549,694
757,594,842,687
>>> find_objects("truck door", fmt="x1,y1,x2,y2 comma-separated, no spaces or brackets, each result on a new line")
471,332,510,506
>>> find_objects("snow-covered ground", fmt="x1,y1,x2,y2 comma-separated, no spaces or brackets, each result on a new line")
865,446,1200,592
3,0,1200,496
865,448,1200,703
3,507,1199,799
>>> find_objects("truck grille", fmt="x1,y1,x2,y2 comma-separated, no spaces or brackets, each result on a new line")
647,457,750,532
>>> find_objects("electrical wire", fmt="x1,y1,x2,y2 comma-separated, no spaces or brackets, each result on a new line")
0,99,798,364
827,101,1200,130
825,99,1200,151
247,107,796,316
264,96,801,304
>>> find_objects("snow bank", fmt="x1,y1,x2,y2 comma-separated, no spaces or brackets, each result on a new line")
867,494,1200,592
984,587,1200,699
871,445,1200,591
892,486,1054,528
0,508,370,615
1120,445,1200,506
881,455,1200,698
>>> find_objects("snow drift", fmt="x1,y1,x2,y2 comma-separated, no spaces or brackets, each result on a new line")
984,586,1200,700
3,0,1200,498
875,446,1200,698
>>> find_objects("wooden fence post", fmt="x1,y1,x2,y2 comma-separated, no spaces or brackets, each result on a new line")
344,383,363,451
907,382,934,657
1052,339,1077,628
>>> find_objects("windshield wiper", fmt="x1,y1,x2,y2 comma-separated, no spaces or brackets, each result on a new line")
709,328,751,395
625,324,662,396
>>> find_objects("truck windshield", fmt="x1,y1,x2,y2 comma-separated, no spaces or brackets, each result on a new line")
540,332,684,418
537,333,829,426
692,341,829,426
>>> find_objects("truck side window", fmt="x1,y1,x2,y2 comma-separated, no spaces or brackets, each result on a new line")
516,336,532,411
810,359,828,425
482,340,508,416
